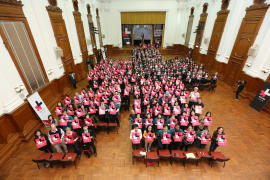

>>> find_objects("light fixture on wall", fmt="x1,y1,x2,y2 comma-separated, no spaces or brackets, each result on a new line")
183,40,185,43
245,62,252,67
261,68,269,73
14,85,25,93
225,55,229,59
189,43,191,45
200,47,203,49
79,53,82,56
74,56,77,60
47,69,53,75
217,52,221,56
195,45,199,48
192,44,194,46
58,63,63,68
205,48,208,51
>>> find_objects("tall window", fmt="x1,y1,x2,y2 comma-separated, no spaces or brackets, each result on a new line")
0,21,47,92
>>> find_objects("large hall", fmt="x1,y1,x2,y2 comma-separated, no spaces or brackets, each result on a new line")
0,0,270,180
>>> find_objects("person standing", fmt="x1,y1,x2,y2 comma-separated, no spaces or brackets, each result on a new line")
235,80,247,101
171,124,183,150
130,124,142,150
90,57,94,69
86,57,91,72
48,124,68,153
69,71,77,89
65,127,81,158
81,124,97,157
157,124,172,150
209,127,225,152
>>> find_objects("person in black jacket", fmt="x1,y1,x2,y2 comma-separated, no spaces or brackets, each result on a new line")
81,124,97,157
235,80,247,101
34,129,54,168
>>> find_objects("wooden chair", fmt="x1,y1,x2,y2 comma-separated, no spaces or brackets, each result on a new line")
183,151,200,167
47,153,65,168
158,149,172,166
146,152,160,167
132,149,145,165
96,122,107,133
171,150,185,166
32,153,52,169
209,151,230,168
61,153,78,169
209,85,217,92
196,150,213,165
107,123,118,134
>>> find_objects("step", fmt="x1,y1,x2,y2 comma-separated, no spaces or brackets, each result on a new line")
7,133,22,147
0,143,18,168
23,120,43,142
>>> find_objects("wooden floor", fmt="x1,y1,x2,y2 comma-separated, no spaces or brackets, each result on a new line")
1,55,270,180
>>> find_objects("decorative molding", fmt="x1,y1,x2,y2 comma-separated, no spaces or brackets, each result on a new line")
46,5,63,12
73,11,81,16
0,0,22,5
246,3,270,11
97,0,112,3
104,6,110,12
200,13,208,17
177,7,184,13
217,9,230,15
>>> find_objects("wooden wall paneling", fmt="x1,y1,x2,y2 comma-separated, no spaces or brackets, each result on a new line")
205,10,229,73
73,11,88,79
46,6,77,83
38,81,60,112
0,115,17,144
200,54,206,64
173,44,181,53
0,1,49,95
106,45,113,53
224,4,270,86
185,15,194,47
192,14,208,61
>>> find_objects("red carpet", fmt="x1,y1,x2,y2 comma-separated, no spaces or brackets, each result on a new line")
174,53,180,55
107,53,113,56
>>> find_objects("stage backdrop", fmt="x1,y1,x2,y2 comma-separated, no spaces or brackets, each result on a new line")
121,12,166,47
153,24,163,48
122,24,132,46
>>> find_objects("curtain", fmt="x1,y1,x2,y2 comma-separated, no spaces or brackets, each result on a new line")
122,24,132,46
121,12,166,24
153,24,163,48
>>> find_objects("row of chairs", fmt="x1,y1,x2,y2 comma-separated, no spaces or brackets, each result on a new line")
132,149,230,168
32,153,77,169
94,122,118,134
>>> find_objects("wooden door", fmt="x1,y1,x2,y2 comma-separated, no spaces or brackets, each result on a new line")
74,12,87,79
205,11,229,73
224,6,269,86
185,15,194,47
47,8,77,82
192,14,207,63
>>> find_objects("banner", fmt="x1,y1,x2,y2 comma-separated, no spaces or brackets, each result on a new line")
250,81,270,112
153,24,163,48
27,92,51,126
122,24,132,46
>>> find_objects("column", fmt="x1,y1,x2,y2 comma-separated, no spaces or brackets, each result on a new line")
104,4,112,45
246,25,270,78
216,0,244,63
174,6,183,44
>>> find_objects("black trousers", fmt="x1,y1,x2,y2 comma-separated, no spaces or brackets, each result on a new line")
180,143,191,151
173,142,181,150
84,142,97,154
72,83,77,89
132,144,139,150
111,115,120,126
236,90,242,99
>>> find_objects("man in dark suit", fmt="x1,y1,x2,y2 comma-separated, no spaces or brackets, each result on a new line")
141,33,144,44
210,72,219,85
69,71,76,89
81,124,97,157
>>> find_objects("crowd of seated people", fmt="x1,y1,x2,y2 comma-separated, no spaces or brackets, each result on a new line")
34,46,225,168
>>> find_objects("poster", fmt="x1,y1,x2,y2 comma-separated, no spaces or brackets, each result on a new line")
27,92,51,126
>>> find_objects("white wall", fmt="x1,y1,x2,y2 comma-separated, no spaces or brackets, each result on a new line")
105,0,178,47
